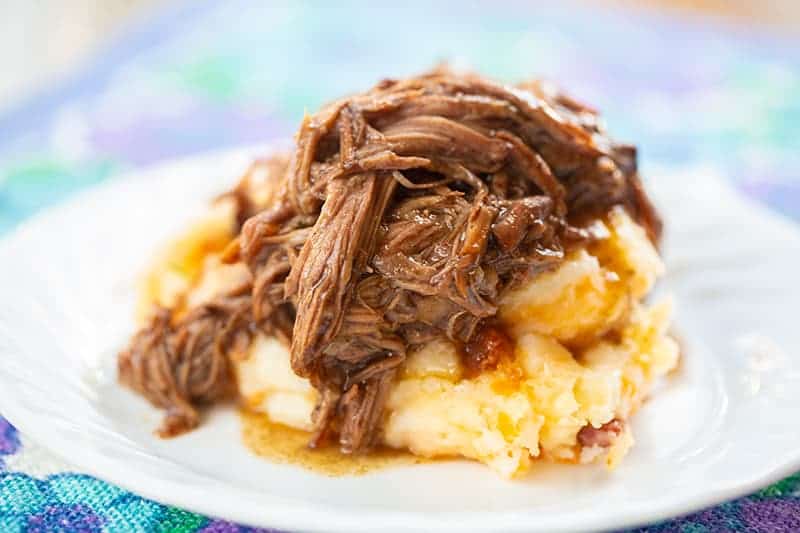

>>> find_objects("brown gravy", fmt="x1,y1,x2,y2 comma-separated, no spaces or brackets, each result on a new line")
239,410,429,476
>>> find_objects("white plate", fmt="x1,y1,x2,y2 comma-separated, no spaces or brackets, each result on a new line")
1,146,799,533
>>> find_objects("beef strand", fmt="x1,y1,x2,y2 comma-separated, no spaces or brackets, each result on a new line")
118,289,252,436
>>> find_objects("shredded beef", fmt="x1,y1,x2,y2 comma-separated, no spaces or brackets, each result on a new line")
118,286,253,436
119,68,662,450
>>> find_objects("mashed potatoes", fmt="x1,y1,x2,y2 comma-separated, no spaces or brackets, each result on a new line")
141,203,678,478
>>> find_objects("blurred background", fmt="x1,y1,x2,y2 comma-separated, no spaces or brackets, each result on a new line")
0,0,798,231
2,0,799,112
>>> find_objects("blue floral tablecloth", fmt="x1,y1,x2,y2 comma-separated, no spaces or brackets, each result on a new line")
1,1,799,531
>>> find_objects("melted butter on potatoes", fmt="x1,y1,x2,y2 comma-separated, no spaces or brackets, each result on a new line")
499,206,663,345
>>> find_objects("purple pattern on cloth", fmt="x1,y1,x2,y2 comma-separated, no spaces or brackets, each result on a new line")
0,416,21,469
26,504,106,533
88,107,290,166
738,498,800,532
199,521,278,533
629,502,743,532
